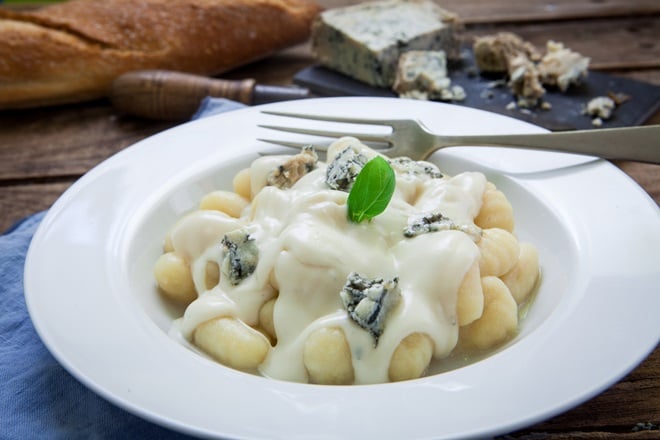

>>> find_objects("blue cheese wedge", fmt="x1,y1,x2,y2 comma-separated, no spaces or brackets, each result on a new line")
340,272,401,344
393,50,465,101
312,0,462,87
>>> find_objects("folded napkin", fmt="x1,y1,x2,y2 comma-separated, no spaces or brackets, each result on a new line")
0,98,246,439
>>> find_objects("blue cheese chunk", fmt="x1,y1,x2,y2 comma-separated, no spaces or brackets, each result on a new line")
393,50,465,101
508,53,545,107
325,146,369,191
404,211,482,240
584,96,616,126
473,32,542,73
537,41,590,92
389,156,443,179
221,229,258,285
267,145,318,189
312,0,462,87
340,272,401,344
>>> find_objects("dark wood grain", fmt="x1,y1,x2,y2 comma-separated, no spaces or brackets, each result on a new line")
317,0,660,24
0,1,658,438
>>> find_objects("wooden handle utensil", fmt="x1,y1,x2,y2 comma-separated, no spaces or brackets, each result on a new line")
110,70,310,120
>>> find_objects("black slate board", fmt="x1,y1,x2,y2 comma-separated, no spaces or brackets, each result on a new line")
294,51,660,131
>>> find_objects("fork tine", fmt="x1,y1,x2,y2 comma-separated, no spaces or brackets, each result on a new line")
258,124,391,144
257,138,329,152
261,110,393,127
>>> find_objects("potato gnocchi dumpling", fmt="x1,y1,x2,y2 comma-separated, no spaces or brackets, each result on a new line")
232,168,252,200
459,276,519,350
474,183,515,232
303,327,354,385
193,317,270,371
501,242,540,304
154,252,197,304
155,137,540,384
477,228,520,277
456,262,484,326
199,190,249,218
258,298,277,343
388,333,434,382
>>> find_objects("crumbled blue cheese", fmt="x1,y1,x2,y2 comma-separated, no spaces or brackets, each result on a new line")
267,145,318,189
325,146,369,191
340,272,401,344
583,96,616,126
508,53,545,107
404,211,482,240
312,0,462,87
537,41,590,92
389,156,443,179
221,229,259,285
393,50,466,101
473,32,541,73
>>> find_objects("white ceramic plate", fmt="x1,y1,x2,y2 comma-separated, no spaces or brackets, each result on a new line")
25,97,660,439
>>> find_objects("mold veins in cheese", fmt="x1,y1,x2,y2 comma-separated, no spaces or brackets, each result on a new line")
311,0,463,88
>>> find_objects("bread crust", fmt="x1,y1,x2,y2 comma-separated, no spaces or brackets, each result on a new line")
0,0,322,108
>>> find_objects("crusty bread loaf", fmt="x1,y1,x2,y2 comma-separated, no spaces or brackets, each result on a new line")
0,0,322,109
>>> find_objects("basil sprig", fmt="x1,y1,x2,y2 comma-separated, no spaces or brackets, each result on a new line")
347,156,396,223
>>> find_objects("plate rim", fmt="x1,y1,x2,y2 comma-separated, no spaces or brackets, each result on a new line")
24,97,660,439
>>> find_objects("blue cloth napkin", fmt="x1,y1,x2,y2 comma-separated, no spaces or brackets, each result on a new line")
0,98,246,439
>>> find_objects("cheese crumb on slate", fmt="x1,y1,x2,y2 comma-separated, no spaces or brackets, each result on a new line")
584,96,616,126
473,32,541,73
393,50,466,101
538,41,590,92
473,33,590,108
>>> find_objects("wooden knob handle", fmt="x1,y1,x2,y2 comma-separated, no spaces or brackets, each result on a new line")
110,70,256,120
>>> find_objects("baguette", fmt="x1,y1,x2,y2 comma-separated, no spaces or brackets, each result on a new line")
0,0,322,109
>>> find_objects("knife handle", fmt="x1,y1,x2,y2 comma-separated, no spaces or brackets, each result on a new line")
110,70,256,120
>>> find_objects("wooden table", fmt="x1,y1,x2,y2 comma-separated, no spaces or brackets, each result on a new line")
1,1,658,438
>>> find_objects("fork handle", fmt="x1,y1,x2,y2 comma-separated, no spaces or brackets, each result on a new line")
441,125,660,164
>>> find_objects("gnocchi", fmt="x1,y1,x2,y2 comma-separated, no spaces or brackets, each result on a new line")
193,317,270,370
474,183,515,232
303,327,354,385
156,137,540,384
458,276,519,350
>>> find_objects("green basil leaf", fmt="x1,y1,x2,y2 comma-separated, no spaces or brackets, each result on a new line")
347,156,396,223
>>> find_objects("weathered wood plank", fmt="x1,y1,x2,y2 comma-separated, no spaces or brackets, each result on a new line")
0,101,175,180
0,180,72,233
9,1,660,24
317,0,660,24
443,0,660,24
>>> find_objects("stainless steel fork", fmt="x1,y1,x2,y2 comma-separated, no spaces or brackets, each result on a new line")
259,111,660,164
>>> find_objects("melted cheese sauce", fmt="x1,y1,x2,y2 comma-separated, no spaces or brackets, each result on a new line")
169,141,487,384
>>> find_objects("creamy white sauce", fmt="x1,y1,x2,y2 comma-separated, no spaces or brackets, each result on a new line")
169,140,487,384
